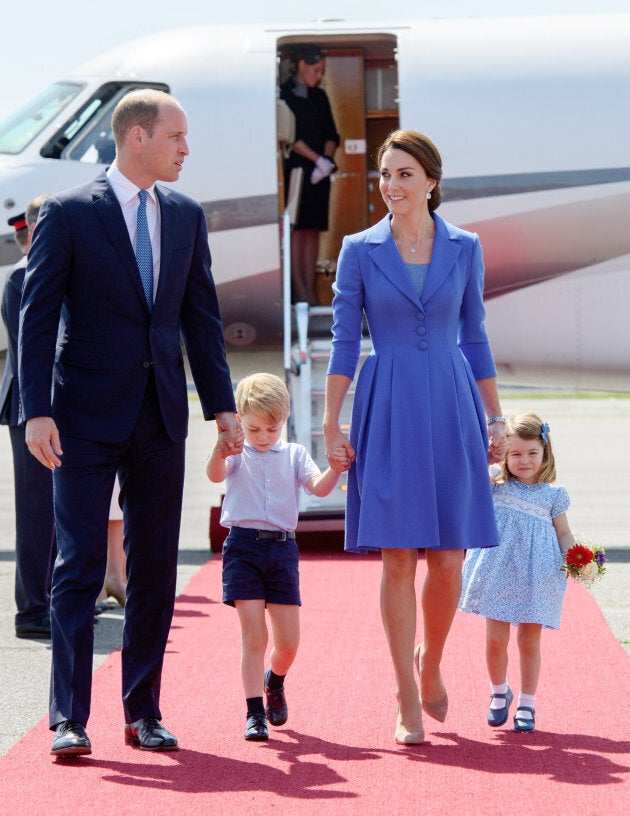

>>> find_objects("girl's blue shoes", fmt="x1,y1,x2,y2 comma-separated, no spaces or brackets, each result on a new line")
487,692,536,731
487,687,514,727
513,706,536,732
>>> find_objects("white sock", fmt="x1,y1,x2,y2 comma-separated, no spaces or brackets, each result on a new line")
516,692,536,719
490,681,509,710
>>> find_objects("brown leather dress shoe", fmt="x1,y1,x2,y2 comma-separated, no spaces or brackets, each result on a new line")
124,717,178,750
50,721,92,756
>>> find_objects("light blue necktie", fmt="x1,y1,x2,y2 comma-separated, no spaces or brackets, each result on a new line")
135,189,154,311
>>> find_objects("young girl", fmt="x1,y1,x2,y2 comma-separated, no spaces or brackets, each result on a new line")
459,413,576,732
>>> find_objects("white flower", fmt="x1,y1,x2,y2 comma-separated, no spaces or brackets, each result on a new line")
580,561,599,580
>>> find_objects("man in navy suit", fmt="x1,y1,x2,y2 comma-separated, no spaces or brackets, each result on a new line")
19,89,243,757
1,200,56,639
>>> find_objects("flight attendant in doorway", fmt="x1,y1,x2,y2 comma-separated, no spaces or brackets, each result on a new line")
280,45,340,305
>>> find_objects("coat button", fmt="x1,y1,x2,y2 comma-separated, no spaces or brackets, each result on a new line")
418,341,428,350
142,361,152,368
416,312,426,321
416,325,426,336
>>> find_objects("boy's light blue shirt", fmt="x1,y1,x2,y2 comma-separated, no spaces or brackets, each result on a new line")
220,440,321,532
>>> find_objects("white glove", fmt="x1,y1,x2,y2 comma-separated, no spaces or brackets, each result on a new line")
310,156,336,184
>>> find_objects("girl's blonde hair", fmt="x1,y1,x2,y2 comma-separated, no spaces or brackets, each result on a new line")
497,412,557,484
235,373,290,423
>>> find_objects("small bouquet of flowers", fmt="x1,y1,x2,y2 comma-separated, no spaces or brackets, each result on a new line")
561,536,606,586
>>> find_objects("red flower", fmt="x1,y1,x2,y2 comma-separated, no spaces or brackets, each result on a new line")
566,544,594,569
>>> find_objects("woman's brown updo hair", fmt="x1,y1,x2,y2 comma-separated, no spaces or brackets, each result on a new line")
376,129,443,212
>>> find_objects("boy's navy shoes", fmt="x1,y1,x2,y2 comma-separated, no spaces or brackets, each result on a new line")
264,669,288,726
244,713,268,741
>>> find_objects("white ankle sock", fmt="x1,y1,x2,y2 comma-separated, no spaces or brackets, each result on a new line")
490,681,509,709
516,693,536,718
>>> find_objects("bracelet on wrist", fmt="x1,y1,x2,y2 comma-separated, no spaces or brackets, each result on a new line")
486,416,506,425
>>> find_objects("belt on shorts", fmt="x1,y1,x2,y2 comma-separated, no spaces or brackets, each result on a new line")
230,526,296,541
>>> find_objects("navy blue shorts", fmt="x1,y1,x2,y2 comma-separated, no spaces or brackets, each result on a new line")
222,527,301,607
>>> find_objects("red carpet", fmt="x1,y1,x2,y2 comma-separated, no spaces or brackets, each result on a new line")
1,553,629,815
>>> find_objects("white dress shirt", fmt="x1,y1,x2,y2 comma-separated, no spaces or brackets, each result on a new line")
220,440,320,532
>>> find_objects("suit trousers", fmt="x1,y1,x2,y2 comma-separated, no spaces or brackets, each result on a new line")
8,425,55,625
49,372,186,728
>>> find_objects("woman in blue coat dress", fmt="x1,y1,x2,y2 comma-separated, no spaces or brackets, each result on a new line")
323,130,508,744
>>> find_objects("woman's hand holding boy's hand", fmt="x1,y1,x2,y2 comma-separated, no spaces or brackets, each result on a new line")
328,445,353,473
324,426,355,472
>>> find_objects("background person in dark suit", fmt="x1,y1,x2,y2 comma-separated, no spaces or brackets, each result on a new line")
1,199,56,639
19,88,242,757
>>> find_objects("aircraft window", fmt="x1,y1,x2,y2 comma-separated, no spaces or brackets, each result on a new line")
365,61,398,113
0,82,83,154
41,82,169,164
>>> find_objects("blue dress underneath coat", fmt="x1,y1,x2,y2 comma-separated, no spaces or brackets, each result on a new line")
327,213,499,553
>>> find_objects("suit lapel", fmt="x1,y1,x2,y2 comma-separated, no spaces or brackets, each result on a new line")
92,174,148,310
154,186,174,309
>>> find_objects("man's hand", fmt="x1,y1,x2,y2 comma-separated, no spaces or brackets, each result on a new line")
25,416,63,470
215,412,244,453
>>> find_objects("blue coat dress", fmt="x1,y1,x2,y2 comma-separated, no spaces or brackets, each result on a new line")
328,213,500,553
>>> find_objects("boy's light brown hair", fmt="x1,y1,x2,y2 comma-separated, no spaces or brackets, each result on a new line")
235,373,290,423
496,412,557,484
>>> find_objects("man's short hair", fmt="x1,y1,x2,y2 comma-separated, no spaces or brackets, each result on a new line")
111,88,176,148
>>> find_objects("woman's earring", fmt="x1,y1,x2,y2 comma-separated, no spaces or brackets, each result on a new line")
426,191,432,199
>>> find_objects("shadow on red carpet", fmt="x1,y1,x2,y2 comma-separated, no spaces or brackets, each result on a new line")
1,552,628,815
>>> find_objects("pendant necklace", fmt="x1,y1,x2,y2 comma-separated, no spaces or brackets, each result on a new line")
393,222,434,255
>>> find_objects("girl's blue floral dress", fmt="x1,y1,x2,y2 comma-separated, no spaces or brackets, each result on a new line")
459,478,569,628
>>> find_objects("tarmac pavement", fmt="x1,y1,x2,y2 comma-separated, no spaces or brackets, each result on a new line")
1,349,628,757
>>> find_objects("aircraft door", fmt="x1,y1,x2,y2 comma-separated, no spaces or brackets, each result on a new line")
318,50,368,266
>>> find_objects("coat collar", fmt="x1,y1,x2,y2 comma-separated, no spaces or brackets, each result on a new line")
366,212,463,305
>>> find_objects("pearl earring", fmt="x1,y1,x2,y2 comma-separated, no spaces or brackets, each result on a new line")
426,191,432,199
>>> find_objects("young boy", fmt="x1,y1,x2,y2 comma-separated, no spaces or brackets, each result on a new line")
207,372,349,741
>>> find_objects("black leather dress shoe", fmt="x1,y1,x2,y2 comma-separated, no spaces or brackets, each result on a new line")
50,721,92,756
244,713,268,741
124,717,178,750
264,669,288,726
15,615,51,639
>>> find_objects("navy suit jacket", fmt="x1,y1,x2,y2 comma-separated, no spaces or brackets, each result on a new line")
0,257,26,426
18,173,235,443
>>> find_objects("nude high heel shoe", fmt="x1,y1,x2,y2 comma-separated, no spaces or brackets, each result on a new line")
415,643,448,723
394,701,425,745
